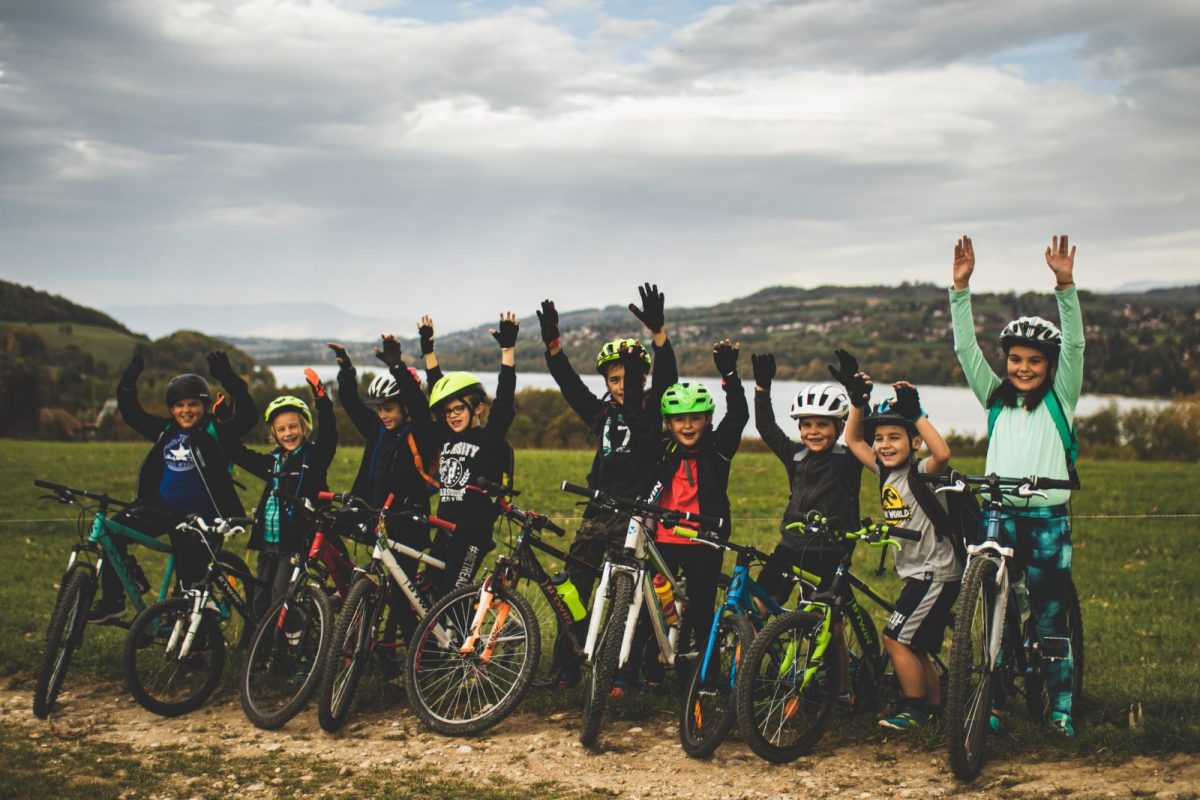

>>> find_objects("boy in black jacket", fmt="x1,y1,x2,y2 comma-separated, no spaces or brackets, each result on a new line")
228,369,338,617
422,312,518,597
536,283,678,686
90,351,257,622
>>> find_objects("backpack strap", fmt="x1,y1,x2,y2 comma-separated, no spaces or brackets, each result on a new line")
406,431,441,490
908,462,953,539
987,391,1078,483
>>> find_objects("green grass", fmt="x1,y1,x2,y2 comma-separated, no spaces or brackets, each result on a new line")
0,321,143,368
1,440,1197,758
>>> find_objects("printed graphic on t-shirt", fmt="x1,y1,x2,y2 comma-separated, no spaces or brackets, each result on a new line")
881,483,912,522
163,432,196,473
438,441,480,502
601,416,631,457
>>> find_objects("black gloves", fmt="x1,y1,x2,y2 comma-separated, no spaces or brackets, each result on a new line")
618,343,648,388
713,340,739,377
751,353,775,389
207,351,236,384
120,354,144,388
628,282,665,334
418,320,435,355
492,315,519,349
375,335,405,369
892,384,924,422
828,348,871,409
536,300,560,346
328,343,355,377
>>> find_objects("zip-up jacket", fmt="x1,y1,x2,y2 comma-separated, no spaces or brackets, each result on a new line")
755,390,862,552
546,339,677,504
117,371,256,519
229,394,337,553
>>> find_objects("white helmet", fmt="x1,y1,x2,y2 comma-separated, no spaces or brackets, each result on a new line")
365,373,399,406
790,382,850,420
1000,316,1062,358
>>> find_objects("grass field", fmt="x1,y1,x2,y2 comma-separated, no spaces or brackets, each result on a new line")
1,439,1197,760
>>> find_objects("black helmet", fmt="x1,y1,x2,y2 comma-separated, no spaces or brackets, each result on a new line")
861,397,916,440
166,374,211,407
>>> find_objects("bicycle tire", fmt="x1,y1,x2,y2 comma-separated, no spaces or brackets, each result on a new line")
215,551,256,651
947,556,999,781
123,597,225,717
734,609,838,763
680,612,754,758
580,571,633,749
240,583,334,730
33,567,95,719
406,580,539,736
1024,576,1085,721
317,577,377,732
515,576,561,688
843,601,881,714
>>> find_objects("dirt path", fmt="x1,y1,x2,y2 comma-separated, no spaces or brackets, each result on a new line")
4,684,1198,800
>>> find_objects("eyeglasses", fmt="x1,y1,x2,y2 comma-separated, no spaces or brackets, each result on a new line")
443,402,471,418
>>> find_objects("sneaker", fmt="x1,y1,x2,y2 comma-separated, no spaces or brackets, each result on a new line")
1049,711,1075,738
988,711,1005,735
609,676,633,700
555,662,581,690
879,707,930,731
87,597,126,624
130,564,151,595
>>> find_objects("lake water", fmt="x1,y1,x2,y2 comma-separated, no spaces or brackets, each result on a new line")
264,365,1169,439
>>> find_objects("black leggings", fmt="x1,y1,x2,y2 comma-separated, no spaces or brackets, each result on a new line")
99,496,208,601
429,527,496,599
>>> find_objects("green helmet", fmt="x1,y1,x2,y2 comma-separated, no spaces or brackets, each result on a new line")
428,372,486,409
596,338,651,374
660,382,715,416
264,395,313,428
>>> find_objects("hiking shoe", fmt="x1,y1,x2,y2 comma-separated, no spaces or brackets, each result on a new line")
87,597,126,624
879,707,930,731
1049,711,1075,738
555,662,581,690
609,677,634,700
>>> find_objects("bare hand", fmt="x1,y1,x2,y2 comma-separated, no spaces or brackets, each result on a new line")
953,235,974,290
1045,234,1076,287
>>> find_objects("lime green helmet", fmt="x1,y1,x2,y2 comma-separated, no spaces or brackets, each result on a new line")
264,395,313,428
596,338,651,374
660,382,715,416
428,372,486,409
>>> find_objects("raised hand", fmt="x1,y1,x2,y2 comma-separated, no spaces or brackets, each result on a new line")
418,316,435,355
827,348,870,408
327,342,352,369
375,334,404,368
536,300,560,346
207,351,236,383
628,282,665,334
491,311,519,349
1045,234,1076,287
712,339,740,377
953,235,975,290
891,381,923,421
751,353,776,389
120,354,145,387
618,342,648,385
304,368,326,399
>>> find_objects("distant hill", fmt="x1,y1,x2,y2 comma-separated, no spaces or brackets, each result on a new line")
230,283,1200,398
1,279,136,334
106,301,392,340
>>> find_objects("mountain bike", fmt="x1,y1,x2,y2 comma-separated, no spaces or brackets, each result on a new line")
560,481,725,749
734,513,920,763
122,514,261,717
315,492,455,733
405,478,586,736
29,479,250,719
923,471,1083,781
239,491,364,730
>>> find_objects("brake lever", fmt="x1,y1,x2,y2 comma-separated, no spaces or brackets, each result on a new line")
934,479,967,495
1016,484,1049,499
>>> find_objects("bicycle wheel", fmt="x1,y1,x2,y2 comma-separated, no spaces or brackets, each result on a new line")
514,576,561,688
33,567,96,719
946,557,999,781
1024,576,1085,721
843,602,881,714
734,609,838,763
680,612,754,758
240,583,334,730
214,551,256,651
580,571,633,749
124,597,225,717
317,577,378,732
406,580,539,736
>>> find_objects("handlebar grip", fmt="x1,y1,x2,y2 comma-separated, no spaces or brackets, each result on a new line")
543,519,567,537
428,515,456,533
34,479,67,492
474,477,517,497
318,491,335,502
886,526,922,542
560,481,596,499
1029,476,1077,491
677,510,725,531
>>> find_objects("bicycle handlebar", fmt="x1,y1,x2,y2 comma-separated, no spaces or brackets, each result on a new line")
34,478,134,509
920,470,1077,494
472,476,518,498
559,481,726,532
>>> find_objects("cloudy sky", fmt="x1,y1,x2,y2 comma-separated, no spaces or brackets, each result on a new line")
2,0,1197,336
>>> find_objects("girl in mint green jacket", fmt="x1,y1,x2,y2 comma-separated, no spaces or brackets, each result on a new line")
948,234,1084,738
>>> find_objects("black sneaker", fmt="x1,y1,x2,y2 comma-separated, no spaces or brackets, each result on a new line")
87,597,126,624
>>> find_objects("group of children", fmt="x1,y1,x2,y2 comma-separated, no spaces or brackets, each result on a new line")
90,234,1084,738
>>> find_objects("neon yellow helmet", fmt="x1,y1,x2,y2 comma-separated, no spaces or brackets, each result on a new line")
595,338,651,374
660,382,715,416
264,395,313,428
428,372,486,409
